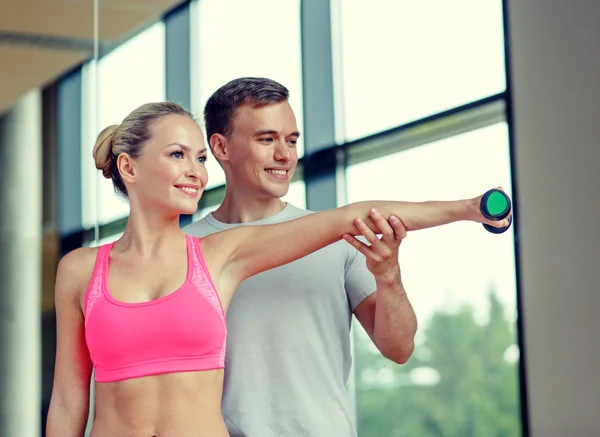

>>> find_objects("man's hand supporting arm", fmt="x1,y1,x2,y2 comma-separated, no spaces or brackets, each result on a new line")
349,210,417,364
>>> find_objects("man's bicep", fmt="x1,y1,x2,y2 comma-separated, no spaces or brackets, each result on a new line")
344,243,377,311
344,241,378,339
353,293,377,341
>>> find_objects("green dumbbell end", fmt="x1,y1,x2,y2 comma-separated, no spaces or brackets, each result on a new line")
480,189,513,234
485,191,510,218
480,189,511,221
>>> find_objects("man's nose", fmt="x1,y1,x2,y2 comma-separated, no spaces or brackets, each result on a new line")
274,140,292,161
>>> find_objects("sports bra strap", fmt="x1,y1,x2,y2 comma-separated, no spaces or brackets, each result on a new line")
84,242,114,322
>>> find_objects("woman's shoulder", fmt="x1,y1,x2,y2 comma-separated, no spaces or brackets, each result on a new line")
59,246,99,271
56,246,102,299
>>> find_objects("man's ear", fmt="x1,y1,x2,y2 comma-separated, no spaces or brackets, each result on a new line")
210,134,230,163
117,153,136,185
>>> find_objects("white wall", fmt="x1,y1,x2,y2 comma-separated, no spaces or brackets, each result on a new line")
507,1,600,436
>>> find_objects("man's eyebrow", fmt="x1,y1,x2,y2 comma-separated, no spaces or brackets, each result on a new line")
253,130,301,137
253,130,277,136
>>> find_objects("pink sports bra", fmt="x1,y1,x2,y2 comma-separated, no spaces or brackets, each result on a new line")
83,234,226,383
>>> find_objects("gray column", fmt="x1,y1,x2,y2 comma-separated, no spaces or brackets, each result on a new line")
0,90,43,437
57,69,84,254
507,1,600,436
165,3,191,110
300,0,343,211
165,3,194,227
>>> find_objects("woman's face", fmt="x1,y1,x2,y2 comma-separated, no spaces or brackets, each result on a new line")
124,114,209,216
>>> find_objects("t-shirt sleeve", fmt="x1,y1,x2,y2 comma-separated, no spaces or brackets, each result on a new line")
344,241,377,311
181,218,213,237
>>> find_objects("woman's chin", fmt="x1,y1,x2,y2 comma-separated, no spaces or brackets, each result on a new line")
178,203,199,216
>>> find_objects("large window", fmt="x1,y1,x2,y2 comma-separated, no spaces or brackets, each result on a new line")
193,0,304,189
346,123,522,436
81,22,166,228
337,0,506,141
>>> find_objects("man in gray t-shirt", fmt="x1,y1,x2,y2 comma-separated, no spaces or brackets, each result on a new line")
183,77,417,437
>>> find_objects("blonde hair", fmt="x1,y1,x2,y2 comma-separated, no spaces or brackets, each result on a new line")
92,101,195,197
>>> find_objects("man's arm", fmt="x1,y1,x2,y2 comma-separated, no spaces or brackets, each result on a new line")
347,211,417,364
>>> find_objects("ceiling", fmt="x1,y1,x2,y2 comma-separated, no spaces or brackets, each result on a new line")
0,0,186,115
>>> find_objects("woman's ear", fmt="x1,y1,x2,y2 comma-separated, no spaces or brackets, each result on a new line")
117,153,136,184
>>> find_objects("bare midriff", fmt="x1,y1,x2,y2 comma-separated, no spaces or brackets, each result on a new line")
89,369,228,437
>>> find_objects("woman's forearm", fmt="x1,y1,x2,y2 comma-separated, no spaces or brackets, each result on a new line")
338,198,480,235
46,399,89,437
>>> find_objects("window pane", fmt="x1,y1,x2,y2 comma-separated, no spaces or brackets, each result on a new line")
82,22,166,227
338,0,506,141
194,0,304,189
346,124,522,437
86,233,123,248
282,179,306,209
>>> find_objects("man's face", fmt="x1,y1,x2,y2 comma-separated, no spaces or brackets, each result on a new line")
223,101,299,199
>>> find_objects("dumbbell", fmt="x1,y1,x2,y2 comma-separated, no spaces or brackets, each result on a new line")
480,189,512,234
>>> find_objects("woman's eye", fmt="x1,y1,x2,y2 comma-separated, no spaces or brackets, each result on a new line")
171,151,183,158
198,156,207,164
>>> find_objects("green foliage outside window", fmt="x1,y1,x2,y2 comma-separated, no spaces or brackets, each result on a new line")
355,288,522,437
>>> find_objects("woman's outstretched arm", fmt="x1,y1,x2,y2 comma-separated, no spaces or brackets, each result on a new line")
202,189,511,300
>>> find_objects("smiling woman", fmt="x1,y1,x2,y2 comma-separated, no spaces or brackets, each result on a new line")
46,100,512,437
92,104,208,219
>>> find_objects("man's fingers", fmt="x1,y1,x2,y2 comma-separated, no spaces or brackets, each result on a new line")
389,215,407,240
354,211,407,245
368,208,395,241
354,217,379,245
342,233,373,256
343,234,389,264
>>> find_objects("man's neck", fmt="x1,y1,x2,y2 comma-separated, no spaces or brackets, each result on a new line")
212,191,287,224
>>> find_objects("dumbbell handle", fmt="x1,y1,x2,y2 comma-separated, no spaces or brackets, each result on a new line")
480,189,512,234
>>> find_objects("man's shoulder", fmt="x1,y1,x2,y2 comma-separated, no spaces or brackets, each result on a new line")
182,215,216,237
281,203,314,220
284,205,364,261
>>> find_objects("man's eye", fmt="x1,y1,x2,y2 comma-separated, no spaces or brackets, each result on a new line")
260,137,274,143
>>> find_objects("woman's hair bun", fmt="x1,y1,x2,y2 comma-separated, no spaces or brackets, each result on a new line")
93,125,119,179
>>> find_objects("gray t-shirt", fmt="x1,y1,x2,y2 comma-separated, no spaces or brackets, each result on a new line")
183,203,376,437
